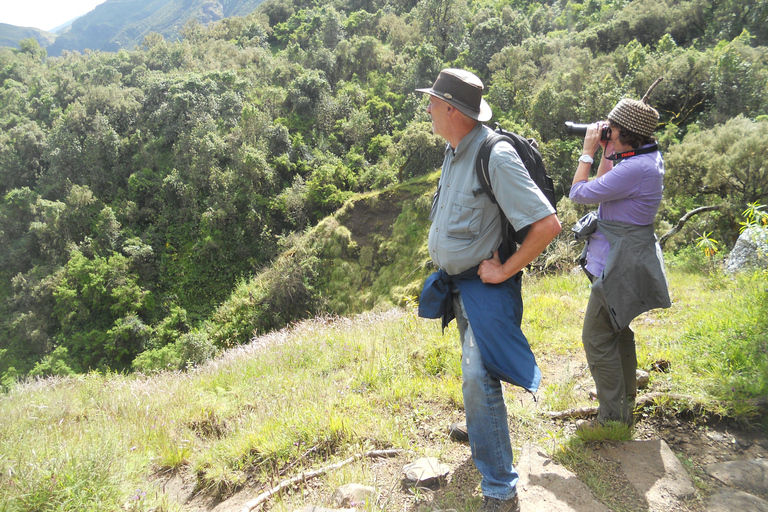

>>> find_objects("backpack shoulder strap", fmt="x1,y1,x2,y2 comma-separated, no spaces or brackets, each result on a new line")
475,130,517,257
474,131,512,205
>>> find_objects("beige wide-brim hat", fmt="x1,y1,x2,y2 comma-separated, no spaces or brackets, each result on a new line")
416,68,492,122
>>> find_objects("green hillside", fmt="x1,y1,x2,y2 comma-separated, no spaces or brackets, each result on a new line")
202,172,438,355
0,0,766,385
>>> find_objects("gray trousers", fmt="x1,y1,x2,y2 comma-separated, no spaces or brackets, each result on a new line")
582,282,637,425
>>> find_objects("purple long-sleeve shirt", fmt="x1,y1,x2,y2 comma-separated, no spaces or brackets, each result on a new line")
569,146,665,276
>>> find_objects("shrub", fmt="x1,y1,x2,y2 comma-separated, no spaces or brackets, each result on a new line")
176,331,218,368
132,344,180,373
664,116,768,246
28,346,75,378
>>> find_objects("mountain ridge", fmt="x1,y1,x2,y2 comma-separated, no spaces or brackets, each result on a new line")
0,0,267,55
0,23,56,50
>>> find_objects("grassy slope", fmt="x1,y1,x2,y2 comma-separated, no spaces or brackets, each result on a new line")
1,266,766,511
313,172,439,314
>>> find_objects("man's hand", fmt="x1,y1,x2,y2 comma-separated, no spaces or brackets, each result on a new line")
478,251,506,284
477,213,562,284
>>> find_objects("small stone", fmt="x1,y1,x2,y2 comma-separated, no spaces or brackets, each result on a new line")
332,483,376,508
402,457,449,487
706,431,727,442
636,369,650,389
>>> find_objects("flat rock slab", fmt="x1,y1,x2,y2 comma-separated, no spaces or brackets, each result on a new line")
599,439,695,510
516,444,610,511
403,457,449,487
705,458,768,495
706,489,768,512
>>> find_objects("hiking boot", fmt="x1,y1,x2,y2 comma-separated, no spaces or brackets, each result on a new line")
480,495,520,512
448,421,468,442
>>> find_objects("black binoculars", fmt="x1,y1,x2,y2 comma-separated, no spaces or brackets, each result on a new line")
565,122,611,141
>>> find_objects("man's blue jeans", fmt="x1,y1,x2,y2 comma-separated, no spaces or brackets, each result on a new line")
453,289,518,500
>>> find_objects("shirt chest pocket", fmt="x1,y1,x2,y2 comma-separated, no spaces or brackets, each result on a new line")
446,191,486,239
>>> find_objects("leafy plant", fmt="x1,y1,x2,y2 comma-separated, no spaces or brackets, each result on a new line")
741,202,768,232
695,231,719,259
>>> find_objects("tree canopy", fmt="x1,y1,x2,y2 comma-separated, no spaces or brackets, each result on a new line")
0,0,766,382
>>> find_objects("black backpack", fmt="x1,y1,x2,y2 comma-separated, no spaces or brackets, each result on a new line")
475,123,557,256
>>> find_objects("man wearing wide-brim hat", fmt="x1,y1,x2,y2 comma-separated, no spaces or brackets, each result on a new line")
416,68,561,512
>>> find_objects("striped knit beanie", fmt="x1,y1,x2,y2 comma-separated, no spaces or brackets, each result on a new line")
608,78,663,138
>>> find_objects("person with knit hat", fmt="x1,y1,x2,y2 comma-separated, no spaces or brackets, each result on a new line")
569,79,671,431
416,69,561,512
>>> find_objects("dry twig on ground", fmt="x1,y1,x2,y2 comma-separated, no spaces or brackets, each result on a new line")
240,449,404,512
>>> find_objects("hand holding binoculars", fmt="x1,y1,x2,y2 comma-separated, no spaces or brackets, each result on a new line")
565,122,611,141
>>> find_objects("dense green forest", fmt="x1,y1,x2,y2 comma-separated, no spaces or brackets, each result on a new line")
1,0,766,384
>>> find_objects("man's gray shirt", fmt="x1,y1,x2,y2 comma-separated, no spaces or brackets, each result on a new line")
428,123,555,275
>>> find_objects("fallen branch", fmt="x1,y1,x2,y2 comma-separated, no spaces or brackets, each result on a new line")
544,392,696,420
544,405,598,420
658,205,724,248
240,449,404,512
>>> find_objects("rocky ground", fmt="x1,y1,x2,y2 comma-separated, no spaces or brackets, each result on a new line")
163,397,768,512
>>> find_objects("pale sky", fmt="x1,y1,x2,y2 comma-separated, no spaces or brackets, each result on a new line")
0,0,107,32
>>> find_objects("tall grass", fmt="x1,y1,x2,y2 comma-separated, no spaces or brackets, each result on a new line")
1,268,766,511
0,310,462,511
642,269,768,422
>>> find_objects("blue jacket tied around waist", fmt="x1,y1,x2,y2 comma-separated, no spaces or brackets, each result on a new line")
418,267,541,393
